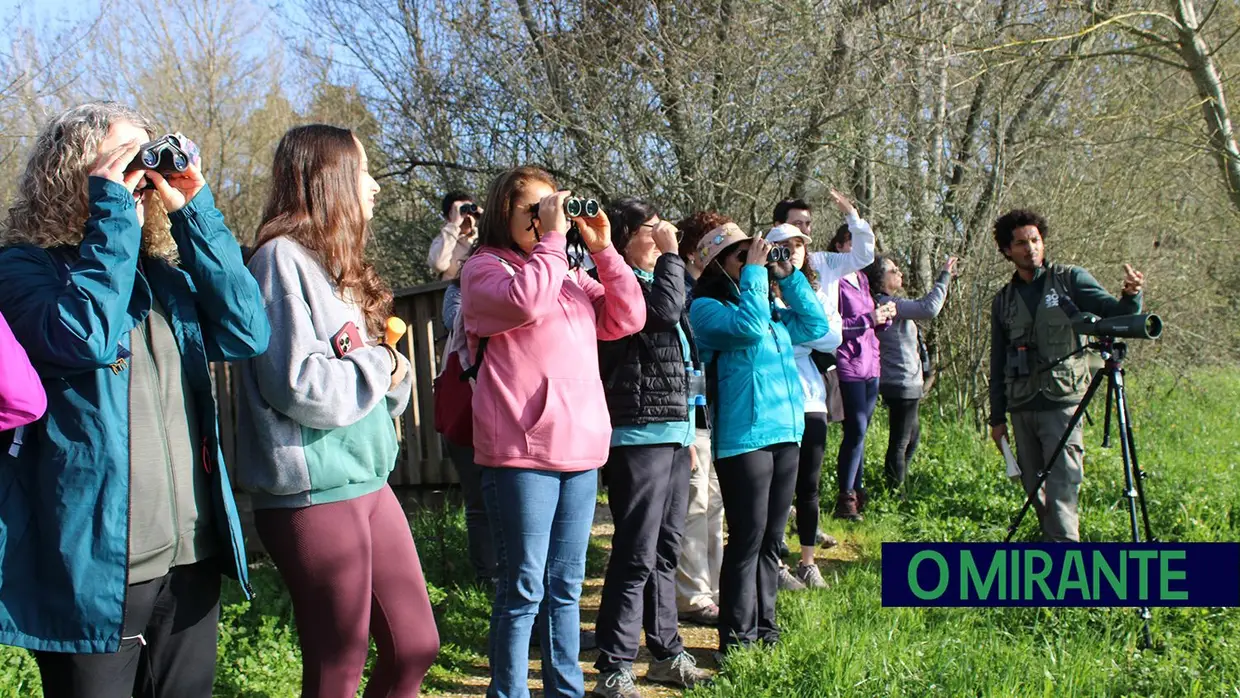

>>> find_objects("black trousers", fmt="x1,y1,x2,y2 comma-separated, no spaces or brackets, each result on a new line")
445,438,498,582
595,444,692,671
883,394,922,488
795,413,829,547
35,560,222,698
715,443,799,651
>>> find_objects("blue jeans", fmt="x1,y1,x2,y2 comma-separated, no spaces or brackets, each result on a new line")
482,467,597,698
837,378,879,492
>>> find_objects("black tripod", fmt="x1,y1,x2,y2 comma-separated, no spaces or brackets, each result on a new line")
1003,337,1156,648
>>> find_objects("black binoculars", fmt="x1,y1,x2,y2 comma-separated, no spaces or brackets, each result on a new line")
458,202,480,218
124,134,195,175
766,246,791,264
527,197,600,218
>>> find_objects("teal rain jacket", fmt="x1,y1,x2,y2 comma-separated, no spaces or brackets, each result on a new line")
690,266,829,459
0,178,270,653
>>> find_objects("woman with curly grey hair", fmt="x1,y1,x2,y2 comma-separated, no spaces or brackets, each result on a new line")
0,102,270,698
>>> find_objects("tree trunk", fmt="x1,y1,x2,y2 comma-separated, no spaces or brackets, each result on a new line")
1174,0,1240,214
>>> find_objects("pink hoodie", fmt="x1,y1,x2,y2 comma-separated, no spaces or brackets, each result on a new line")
0,310,47,431
461,231,646,472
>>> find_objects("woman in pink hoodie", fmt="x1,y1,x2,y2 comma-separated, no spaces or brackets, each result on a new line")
0,309,47,432
461,166,645,698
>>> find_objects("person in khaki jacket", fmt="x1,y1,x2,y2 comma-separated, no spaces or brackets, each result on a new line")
427,190,479,280
988,209,1145,542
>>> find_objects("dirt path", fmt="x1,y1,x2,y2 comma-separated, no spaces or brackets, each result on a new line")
431,504,862,697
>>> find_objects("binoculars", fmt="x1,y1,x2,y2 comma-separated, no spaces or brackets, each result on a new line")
766,246,791,264
527,197,601,218
124,134,197,175
458,202,480,218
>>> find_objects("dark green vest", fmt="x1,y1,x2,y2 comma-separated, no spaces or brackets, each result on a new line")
999,264,1091,409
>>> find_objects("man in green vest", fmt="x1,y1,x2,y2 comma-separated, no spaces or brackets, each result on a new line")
988,209,1145,541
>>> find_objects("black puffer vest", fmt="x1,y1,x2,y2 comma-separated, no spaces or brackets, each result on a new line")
597,254,698,427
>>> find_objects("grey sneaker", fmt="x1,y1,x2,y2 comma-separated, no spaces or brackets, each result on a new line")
778,564,807,591
592,667,640,698
795,562,828,589
646,651,712,688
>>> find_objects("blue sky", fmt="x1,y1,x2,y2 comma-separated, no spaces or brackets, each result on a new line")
2,0,98,26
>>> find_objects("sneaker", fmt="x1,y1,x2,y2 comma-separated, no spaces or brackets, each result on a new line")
817,531,839,548
777,564,807,591
592,668,640,698
795,562,828,589
678,603,720,626
646,651,712,688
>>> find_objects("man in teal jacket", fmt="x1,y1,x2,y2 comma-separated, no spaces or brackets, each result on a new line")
0,103,269,697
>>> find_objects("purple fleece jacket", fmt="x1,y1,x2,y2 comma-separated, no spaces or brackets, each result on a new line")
836,272,890,382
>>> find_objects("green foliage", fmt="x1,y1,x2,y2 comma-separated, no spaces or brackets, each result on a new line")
0,371,1236,696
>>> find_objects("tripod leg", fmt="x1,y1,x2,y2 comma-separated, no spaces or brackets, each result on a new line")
1111,366,1154,648
1102,376,1114,448
1114,368,1156,543
1004,368,1107,543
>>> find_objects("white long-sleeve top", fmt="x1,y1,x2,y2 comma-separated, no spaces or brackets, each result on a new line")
794,213,875,413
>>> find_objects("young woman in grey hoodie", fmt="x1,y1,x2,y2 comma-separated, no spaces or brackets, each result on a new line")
867,255,958,493
236,125,438,696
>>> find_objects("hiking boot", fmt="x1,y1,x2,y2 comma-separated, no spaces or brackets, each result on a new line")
818,530,839,548
592,667,640,698
795,562,828,589
833,492,863,522
678,603,720,626
857,487,869,513
646,651,712,688
778,563,807,591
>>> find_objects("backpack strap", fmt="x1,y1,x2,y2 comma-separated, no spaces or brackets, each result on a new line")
459,337,489,382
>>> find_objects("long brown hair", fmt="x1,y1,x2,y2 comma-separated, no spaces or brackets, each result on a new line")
253,124,391,336
475,166,557,253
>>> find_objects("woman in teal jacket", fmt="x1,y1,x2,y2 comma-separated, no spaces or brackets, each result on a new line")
0,103,269,697
688,221,828,654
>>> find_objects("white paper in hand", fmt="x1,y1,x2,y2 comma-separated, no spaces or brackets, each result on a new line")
1000,436,1020,483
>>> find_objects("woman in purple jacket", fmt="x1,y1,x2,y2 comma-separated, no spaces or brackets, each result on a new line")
0,310,46,431
828,224,895,521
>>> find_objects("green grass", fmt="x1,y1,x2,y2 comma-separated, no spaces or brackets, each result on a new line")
1,369,1237,697
690,370,1240,698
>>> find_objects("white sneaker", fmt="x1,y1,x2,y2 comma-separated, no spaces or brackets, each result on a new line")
592,667,640,698
795,562,828,589
778,564,807,591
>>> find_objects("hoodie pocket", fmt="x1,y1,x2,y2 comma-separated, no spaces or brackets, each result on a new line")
525,377,611,463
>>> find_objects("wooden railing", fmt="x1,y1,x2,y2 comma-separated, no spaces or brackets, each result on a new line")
215,280,456,488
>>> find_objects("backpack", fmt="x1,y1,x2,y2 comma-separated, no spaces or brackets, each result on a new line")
432,337,487,446
432,253,514,445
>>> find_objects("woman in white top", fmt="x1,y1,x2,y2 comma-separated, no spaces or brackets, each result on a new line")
766,190,875,588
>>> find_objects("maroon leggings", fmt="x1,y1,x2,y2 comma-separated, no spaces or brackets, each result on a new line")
255,485,439,697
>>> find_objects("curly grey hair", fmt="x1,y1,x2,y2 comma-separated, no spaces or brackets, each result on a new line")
3,101,175,260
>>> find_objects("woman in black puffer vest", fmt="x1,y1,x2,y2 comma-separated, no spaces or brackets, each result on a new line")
591,198,711,694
